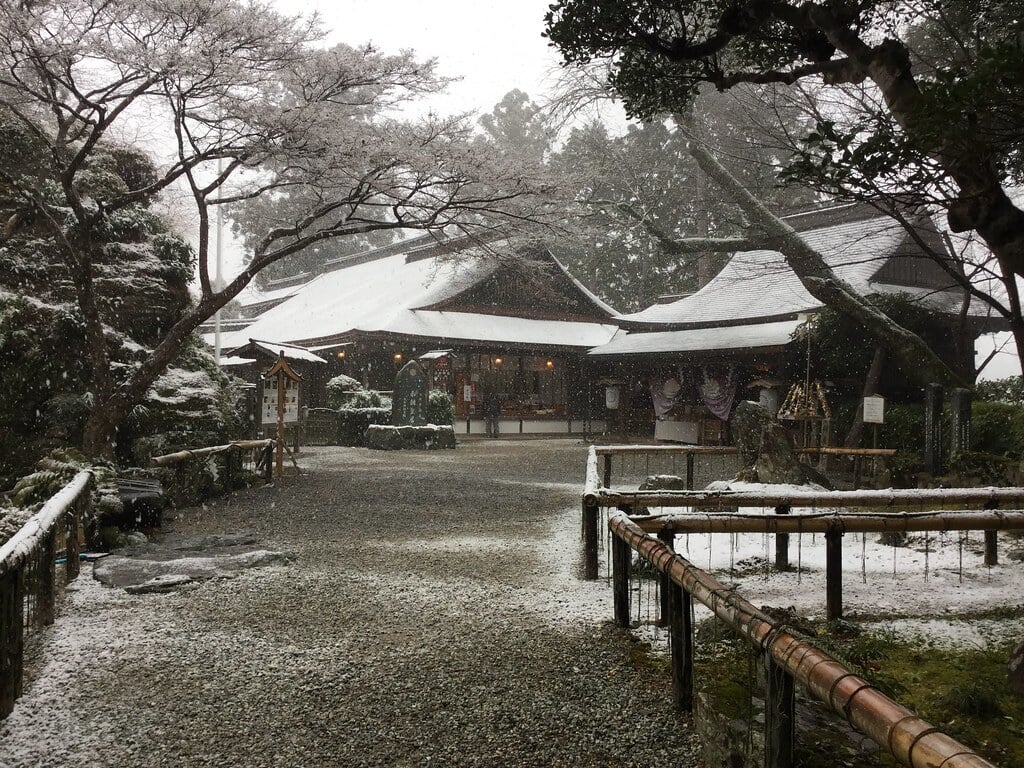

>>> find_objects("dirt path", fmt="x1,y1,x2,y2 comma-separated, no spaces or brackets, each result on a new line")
0,439,702,767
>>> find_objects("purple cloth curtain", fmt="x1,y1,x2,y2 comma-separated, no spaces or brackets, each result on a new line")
698,365,737,420
649,377,683,419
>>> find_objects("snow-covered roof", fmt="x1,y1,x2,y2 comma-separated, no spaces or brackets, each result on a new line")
218,356,256,366
218,245,617,351
589,320,801,357
615,215,980,328
235,280,303,309
248,340,327,363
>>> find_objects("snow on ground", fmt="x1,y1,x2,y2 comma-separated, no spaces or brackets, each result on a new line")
615,509,1024,651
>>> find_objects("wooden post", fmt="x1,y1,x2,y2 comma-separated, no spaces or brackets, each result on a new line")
276,367,285,478
612,534,631,627
65,498,82,582
0,568,24,718
669,579,694,711
825,527,843,620
583,497,600,580
263,442,274,483
686,453,695,490
39,535,56,627
602,454,612,488
657,531,673,626
765,655,796,768
775,505,790,570
985,530,998,566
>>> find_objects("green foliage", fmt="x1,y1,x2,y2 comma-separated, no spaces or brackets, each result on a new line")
1,448,121,547
336,407,391,446
946,450,1021,485
326,374,389,409
426,389,455,426
974,376,1024,405
793,294,952,401
971,401,1024,458
0,107,229,481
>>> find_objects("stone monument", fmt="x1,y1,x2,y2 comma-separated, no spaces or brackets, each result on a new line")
392,360,429,426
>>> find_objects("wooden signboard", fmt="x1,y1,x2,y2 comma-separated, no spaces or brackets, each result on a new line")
262,376,299,424
263,352,302,478
863,395,885,424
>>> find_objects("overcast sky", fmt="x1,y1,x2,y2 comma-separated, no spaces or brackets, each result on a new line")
273,0,563,117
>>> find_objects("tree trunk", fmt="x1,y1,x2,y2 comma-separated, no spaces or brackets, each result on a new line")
683,132,963,388
808,9,1024,281
844,345,885,448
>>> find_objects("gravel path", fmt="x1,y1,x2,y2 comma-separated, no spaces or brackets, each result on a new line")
0,439,704,767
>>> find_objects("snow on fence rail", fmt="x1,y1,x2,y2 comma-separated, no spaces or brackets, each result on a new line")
150,439,275,491
582,446,1024,599
607,511,999,768
593,443,895,489
0,470,92,719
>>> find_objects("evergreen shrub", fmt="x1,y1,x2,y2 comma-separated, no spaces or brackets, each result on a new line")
336,407,391,446
426,390,455,426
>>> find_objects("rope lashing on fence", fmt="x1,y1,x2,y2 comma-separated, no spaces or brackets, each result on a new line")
607,511,999,768
149,440,273,467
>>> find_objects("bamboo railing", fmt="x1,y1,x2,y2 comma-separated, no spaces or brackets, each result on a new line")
583,445,1024,587
151,439,274,470
608,511,998,768
150,439,275,495
593,443,895,489
0,470,92,719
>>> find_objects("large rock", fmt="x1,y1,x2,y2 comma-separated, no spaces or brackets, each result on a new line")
93,531,291,592
729,401,832,489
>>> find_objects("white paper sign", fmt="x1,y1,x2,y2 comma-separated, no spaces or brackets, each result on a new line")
605,385,620,410
863,395,885,424
262,378,300,424
463,384,473,402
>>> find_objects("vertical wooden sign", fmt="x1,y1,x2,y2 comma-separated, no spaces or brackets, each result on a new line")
263,352,301,478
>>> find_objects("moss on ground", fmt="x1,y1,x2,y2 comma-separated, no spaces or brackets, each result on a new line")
687,618,1024,767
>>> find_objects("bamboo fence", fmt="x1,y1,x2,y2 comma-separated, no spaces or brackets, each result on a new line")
609,511,999,768
0,470,91,718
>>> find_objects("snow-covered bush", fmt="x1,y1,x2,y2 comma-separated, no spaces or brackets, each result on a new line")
0,448,121,549
365,424,456,451
0,119,237,484
336,407,391,446
326,374,388,409
426,390,455,426
128,341,240,465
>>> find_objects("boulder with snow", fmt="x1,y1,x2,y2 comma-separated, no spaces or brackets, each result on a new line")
729,401,833,489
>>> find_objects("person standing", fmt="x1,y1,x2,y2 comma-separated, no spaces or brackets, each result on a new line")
483,387,500,438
